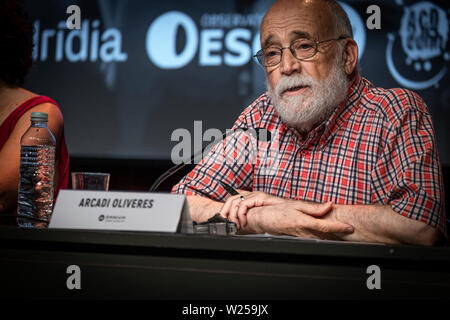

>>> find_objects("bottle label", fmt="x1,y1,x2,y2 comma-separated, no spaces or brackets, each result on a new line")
20,145,56,166
18,145,56,227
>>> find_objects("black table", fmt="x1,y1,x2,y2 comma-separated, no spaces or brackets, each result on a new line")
0,226,449,300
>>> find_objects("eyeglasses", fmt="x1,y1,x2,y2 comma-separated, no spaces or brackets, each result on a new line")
253,36,348,67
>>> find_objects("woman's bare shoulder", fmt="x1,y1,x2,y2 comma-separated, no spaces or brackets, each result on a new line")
0,87,38,121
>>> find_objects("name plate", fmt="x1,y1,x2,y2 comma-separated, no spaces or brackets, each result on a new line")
49,190,193,233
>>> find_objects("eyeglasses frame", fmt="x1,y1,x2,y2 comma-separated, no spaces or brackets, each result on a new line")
253,35,349,67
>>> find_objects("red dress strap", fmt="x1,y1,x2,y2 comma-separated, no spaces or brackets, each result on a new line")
0,96,69,196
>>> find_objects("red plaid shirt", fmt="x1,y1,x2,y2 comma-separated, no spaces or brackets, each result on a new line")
173,76,446,235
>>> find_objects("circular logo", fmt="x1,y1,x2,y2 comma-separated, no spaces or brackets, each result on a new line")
146,11,199,69
386,1,448,89
98,215,105,222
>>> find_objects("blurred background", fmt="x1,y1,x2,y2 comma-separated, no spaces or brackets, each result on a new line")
21,0,450,193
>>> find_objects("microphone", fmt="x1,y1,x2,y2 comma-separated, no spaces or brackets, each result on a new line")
149,128,271,192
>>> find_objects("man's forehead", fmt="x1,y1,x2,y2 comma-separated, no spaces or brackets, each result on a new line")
260,0,334,44
262,30,314,47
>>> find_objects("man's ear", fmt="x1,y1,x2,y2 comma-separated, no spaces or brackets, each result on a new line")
342,39,358,76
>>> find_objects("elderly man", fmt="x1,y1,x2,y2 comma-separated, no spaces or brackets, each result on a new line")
173,0,446,245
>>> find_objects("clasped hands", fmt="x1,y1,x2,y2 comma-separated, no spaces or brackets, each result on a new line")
219,190,355,239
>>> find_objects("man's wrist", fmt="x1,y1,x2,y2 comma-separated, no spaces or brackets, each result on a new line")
186,195,223,222
331,203,356,224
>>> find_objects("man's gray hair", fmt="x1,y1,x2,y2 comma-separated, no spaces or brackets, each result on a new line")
324,0,353,38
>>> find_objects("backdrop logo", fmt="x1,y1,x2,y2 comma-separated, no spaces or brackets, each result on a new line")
146,11,198,69
146,11,262,69
32,20,127,63
386,1,449,89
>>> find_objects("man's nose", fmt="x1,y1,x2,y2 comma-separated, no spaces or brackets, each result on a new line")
279,48,302,75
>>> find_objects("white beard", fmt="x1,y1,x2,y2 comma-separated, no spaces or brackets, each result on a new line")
267,55,349,132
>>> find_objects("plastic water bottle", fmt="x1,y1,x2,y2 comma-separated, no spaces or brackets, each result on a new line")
17,112,56,228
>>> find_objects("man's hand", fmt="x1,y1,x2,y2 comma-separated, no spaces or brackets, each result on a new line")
219,191,354,237
239,201,354,238
219,190,284,228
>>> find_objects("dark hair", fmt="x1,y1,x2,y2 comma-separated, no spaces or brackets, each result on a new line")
0,0,33,87
324,0,353,39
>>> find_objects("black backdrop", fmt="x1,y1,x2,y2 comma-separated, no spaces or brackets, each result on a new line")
22,0,450,167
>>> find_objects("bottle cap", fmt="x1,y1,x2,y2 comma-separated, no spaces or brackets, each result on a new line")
30,112,48,122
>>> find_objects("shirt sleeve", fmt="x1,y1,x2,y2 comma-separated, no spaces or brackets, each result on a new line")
370,91,446,236
171,100,264,201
